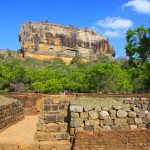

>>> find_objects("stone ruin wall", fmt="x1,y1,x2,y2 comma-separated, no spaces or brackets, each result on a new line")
35,96,150,150
0,96,24,132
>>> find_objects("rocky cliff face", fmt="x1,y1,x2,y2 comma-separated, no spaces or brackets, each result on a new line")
19,22,115,63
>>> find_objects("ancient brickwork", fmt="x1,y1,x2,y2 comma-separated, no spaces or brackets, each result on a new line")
73,129,150,150
0,96,24,132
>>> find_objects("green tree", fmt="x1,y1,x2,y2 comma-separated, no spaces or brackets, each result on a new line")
125,24,150,64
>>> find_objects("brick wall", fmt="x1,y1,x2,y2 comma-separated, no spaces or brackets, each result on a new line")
73,129,150,150
0,96,24,132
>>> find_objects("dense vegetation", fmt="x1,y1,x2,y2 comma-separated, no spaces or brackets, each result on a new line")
0,23,149,94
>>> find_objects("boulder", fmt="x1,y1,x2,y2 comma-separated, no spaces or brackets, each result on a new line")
99,111,110,119
117,110,127,118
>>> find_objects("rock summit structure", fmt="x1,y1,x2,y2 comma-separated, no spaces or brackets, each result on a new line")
19,22,115,63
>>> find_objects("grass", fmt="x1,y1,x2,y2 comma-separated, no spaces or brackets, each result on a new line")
69,96,126,108
0,95,18,106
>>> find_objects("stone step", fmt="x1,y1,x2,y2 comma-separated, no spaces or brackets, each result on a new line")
0,140,71,150
34,131,70,141
39,141,71,150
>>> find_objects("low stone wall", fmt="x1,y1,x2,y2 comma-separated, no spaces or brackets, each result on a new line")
0,96,24,132
70,97,150,135
34,98,71,150
73,129,150,150
35,96,150,150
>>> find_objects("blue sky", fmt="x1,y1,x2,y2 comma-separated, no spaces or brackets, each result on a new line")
0,0,150,57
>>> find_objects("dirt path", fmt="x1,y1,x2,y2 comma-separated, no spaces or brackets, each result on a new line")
0,115,39,149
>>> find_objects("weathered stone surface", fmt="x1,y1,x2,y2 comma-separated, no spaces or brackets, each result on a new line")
70,105,83,112
93,125,102,130
71,112,79,118
85,120,99,126
128,111,136,118
80,112,88,119
44,113,64,123
117,110,127,118
88,111,98,119
109,110,116,119
70,118,83,127
94,106,101,111
134,118,143,124
114,118,127,126
145,113,150,123
83,106,93,112
112,105,122,110
99,111,109,119
131,107,139,113
35,132,70,141
103,119,114,126
138,111,145,118
103,126,111,130
19,22,115,63
45,123,67,132
70,128,75,136
127,118,135,125
130,125,137,129
101,106,109,111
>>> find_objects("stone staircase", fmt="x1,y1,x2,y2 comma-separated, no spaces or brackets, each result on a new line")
34,98,71,150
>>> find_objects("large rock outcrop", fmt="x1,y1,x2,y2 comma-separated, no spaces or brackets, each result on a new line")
19,22,115,63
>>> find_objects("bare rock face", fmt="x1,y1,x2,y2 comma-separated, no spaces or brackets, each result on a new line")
19,22,115,63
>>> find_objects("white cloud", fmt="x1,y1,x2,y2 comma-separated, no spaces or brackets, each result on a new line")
95,17,133,29
92,17,133,38
104,30,121,37
122,0,150,14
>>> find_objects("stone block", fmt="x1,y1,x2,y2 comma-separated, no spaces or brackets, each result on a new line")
84,125,93,130
70,118,83,127
88,111,98,119
117,110,127,118
140,98,147,101
109,110,116,119
128,111,136,118
94,106,101,111
36,122,45,131
131,107,139,112
134,118,143,124
112,105,122,110
130,125,137,129
80,112,88,119
59,104,65,110
138,111,145,118
83,106,93,111
101,106,109,111
35,132,70,141
99,111,109,119
114,118,127,126
70,128,75,136
71,112,79,118
103,126,111,130
43,104,50,111
51,105,58,111
103,119,114,126
93,125,102,130
85,120,99,126
127,117,135,125
44,113,64,123
70,105,83,112
99,120,104,127
45,123,59,132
